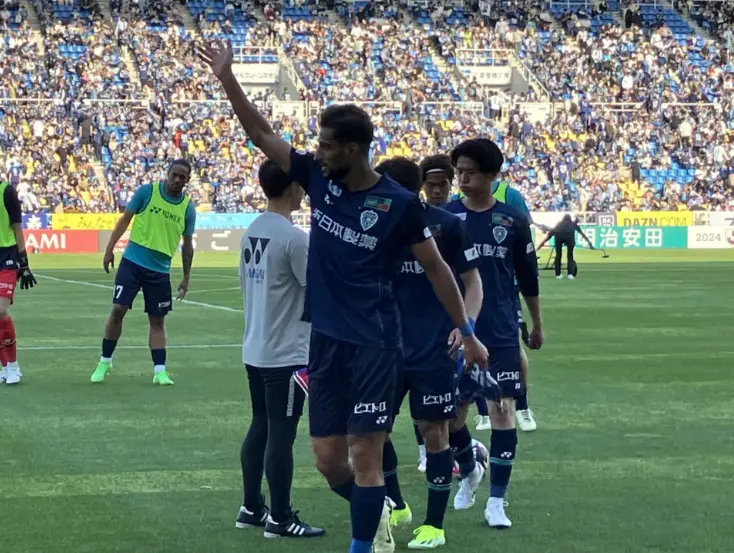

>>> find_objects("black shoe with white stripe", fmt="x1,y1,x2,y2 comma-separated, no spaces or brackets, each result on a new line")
263,511,325,538
235,504,269,529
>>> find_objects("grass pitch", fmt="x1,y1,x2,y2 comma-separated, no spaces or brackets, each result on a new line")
1,250,733,553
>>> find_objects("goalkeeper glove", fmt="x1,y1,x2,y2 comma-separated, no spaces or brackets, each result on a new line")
17,250,36,290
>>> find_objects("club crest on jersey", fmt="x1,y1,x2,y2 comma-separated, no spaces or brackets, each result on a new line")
492,213,514,227
364,195,392,212
360,210,379,231
328,181,342,197
493,225,508,244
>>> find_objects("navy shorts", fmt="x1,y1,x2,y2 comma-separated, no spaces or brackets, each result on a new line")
113,257,172,317
457,346,523,406
394,365,456,422
308,331,400,437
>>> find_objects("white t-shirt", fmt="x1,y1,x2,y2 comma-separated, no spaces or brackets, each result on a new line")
240,212,310,368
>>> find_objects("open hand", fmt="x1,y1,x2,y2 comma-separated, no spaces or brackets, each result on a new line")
197,40,234,79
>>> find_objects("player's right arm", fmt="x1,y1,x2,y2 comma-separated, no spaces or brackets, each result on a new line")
104,209,135,273
198,41,292,175
103,185,150,273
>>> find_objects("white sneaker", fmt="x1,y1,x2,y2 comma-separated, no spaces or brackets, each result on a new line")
555,275,563,279
484,497,512,529
474,414,492,431
453,462,485,510
516,409,537,432
567,274,575,280
5,365,21,385
373,497,395,553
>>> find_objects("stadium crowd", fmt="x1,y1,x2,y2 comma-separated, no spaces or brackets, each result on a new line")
1,0,733,214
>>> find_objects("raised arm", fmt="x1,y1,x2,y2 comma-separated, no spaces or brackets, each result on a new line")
198,41,292,174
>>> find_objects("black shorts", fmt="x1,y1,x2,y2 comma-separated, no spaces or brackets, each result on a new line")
113,257,172,317
308,331,400,437
394,365,457,422
457,346,523,405
246,365,305,420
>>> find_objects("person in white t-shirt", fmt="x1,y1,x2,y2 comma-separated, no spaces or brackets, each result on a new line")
236,159,324,539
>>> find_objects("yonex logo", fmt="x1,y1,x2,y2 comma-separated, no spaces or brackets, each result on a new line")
443,405,454,413
500,451,512,459
243,237,271,265
149,206,182,224
376,416,388,424
433,476,445,484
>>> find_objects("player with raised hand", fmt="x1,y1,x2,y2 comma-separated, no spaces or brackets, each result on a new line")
374,157,483,549
90,160,196,386
445,139,543,529
198,41,488,553
0,180,36,386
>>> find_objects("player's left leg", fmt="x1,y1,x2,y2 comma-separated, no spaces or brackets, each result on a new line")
484,347,522,529
0,286,20,385
449,403,484,510
406,368,456,549
515,344,537,432
142,271,173,385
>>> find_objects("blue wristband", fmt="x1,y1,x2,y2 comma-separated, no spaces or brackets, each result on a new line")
460,322,474,338
468,318,475,331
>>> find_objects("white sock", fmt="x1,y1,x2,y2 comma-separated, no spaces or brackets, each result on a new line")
100,356,112,363
7,361,19,370
154,365,166,374
418,444,426,458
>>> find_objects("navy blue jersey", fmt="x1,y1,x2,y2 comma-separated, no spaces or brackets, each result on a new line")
395,203,480,371
445,199,539,347
289,150,430,349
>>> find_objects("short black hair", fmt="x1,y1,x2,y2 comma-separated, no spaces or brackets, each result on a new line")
320,104,374,152
420,155,455,182
259,159,293,199
375,157,422,194
450,139,504,175
170,159,192,176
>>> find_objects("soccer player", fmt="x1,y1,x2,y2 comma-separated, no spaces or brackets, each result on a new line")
419,157,494,433
91,160,196,385
198,41,489,553
0,180,36,386
445,138,544,529
421,155,539,432
237,159,323,538
375,157,482,549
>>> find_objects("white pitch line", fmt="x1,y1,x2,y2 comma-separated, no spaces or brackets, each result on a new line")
19,344,241,351
36,274,243,313
184,287,240,294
